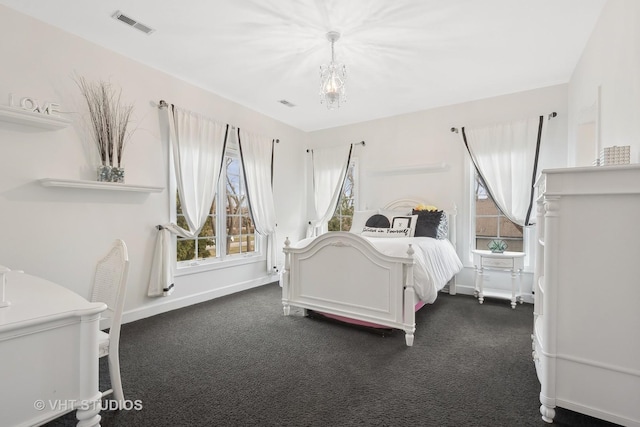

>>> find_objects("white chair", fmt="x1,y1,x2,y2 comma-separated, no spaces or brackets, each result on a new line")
90,239,129,407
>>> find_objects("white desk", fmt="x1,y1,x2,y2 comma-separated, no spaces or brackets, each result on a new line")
0,270,106,427
472,250,525,309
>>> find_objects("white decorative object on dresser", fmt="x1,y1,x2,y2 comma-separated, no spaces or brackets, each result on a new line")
532,165,640,426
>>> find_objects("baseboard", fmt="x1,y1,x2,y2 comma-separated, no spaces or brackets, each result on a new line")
121,275,278,325
447,283,475,296
444,283,534,304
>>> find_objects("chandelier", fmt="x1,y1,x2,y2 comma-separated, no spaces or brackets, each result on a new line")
319,31,347,110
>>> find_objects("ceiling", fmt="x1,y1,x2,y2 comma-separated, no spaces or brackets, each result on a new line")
0,0,607,132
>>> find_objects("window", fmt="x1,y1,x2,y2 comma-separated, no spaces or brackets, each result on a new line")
176,146,257,265
224,157,256,255
328,160,357,232
474,173,523,252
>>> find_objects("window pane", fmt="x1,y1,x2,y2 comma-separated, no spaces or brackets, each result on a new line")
224,156,256,255
329,162,356,232
474,172,523,252
476,217,498,237
200,216,215,237
176,214,189,231
176,238,195,262
500,217,523,238
176,152,258,263
176,191,183,215
476,197,499,216
340,216,352,232
199,236,216,258
176,190,217,262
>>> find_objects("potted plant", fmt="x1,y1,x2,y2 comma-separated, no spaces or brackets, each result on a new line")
488,239,508,253
75,75,134,182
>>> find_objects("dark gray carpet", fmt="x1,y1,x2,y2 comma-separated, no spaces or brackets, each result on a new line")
46,283,619,427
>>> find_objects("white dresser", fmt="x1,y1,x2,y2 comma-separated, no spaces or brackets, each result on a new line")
533,165,640,426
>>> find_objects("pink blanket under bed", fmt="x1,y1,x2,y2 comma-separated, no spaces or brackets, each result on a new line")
316,300,426,329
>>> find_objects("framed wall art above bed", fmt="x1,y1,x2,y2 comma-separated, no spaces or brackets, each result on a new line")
281,199,462,346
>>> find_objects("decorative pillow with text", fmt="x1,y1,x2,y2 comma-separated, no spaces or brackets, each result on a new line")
361,226,414,238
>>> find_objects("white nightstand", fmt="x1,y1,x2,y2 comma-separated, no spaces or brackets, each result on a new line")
471,249,525,309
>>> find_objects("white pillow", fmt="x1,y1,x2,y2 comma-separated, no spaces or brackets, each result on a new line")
361,226,414,238
349,209,377,234
361,214,417,238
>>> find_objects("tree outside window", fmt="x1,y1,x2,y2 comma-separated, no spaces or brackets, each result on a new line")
328,162,355,232
176,153,256,263
176,195,216,261
475,174,523,252
225,157,255,255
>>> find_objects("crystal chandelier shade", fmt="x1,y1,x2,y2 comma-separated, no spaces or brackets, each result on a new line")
319,31,346,110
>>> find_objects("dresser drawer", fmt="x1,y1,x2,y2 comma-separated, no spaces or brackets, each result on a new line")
481,257,514,269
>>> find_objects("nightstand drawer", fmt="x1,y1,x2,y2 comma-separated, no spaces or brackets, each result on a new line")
481,257,514,269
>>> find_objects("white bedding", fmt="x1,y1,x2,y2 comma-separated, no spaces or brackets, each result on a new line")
291,235,462,304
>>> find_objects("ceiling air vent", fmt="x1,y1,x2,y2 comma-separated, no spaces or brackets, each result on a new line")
112,10,155,35
278,99,296,108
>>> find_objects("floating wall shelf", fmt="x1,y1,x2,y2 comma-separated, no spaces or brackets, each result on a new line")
0,105,72,130
39,178,163,193
367,162,450,176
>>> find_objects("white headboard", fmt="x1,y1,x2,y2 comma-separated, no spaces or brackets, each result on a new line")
383,198,457,248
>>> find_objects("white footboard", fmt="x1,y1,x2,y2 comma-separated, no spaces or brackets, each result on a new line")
282,232,417,346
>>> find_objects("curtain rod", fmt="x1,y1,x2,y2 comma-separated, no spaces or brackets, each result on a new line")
450,112,558,134
306,140,365,153
157,100,279,143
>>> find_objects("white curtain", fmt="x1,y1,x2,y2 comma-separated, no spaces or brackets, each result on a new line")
237,128,278,274
148,105,228,297
462,116,544,226
307,144,353,237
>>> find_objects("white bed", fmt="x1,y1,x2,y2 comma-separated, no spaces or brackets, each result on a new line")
281,199,463,346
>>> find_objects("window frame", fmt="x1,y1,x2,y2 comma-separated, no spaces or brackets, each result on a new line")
466,159,534,272
170,135,264,276
474,175,524,253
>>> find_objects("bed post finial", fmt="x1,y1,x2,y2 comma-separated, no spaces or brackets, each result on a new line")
406,243,414,258
284,237,290,248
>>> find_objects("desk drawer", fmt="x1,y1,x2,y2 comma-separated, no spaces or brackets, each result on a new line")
482,257,514,269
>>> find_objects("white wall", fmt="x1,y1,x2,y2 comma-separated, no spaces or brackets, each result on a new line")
8,0,624,316
308,85,569,295
569,0,640,166
0,6,307,322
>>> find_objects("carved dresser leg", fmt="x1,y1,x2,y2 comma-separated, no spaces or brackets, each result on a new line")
540,404,556,423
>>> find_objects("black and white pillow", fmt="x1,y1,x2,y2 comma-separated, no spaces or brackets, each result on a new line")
412,209,443,239
436,213,449,240
364,214,391,228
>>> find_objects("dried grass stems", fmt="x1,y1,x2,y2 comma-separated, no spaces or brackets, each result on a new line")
75,76,134,168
